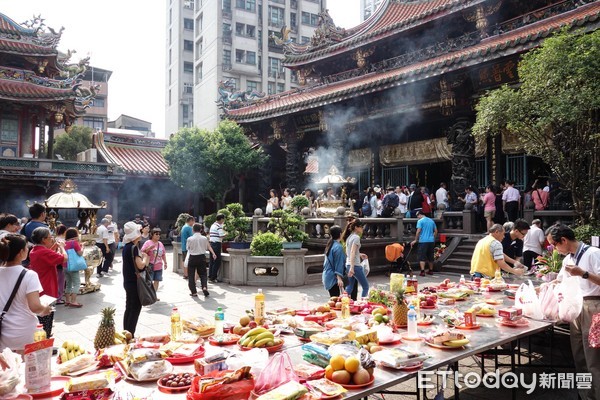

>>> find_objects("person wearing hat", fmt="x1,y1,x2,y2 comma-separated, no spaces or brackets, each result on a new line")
95,218,113,278
122,221,149,337
410,210,438,276
522,219,545,270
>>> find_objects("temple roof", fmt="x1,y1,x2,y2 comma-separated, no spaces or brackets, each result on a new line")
228,2,600,122
0,78,76,101
94,131,170,178
284,0,488,65
0,13,63,56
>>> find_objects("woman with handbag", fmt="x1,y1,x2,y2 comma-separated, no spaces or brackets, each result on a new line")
0,234,52,352
141,228,167,295
28,227,67,338
64,228,83,308
121,221,149,337
322,225,346,297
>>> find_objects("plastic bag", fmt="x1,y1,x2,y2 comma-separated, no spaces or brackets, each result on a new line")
589,313,600,348
514,280,543,320
0,348,23,398
361,259,370,276
254,352,299,396
538,283,559,321
187,369,254,400
557,276,583,323
226,348,268,376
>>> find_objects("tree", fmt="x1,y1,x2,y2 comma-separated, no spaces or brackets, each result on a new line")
473,29,600,224
163,120,268,207
53,126,93,160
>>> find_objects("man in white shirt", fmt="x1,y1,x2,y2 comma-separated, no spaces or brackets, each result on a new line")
186,223,217,297
502,180,521,222
435,182,449,210
550,224,600,400
105,214,119,269
395,186,408,215
208,214,226,283
522,219,545,269
95,218,112,278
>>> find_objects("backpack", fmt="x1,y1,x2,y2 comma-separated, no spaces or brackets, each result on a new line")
361,196,372,216
386,193,399,209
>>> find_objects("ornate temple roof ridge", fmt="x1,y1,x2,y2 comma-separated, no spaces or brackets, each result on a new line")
0,13,63,50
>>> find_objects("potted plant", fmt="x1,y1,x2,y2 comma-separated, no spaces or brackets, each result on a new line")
268,209,309,249
250,231,283,256
290,195,310,214
173,213,193,242
220,203,251,249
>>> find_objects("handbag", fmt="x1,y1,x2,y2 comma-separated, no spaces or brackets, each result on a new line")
132,246,157,306
0,269,27,338
66,248,87,272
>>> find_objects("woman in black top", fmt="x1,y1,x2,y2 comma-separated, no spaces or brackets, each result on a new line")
121,222,148,337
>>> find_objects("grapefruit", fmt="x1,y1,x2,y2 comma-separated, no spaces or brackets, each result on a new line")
330,354,346,371
344,356,360,373
239,315,251,327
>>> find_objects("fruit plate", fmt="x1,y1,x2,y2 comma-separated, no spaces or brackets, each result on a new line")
399,361,424,371
400,333,423,342
417,319,435,326
208,334,240,346
476,313,495,318
29,376,70,399
157,373,194,393
485,299,504,305
165,347,205,364
424,340,469,350
378,333,402,345
239,341,284,353
337,374,375,389
14,395,33,400
296,310,311,316
455,323,481,330
496,318,529,327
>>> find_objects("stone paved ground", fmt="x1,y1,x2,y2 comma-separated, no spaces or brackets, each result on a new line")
53,248,580,400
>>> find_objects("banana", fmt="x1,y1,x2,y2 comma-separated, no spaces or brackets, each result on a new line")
114,337,123,345
443,339,469,347
114,331,126,341
246,327,268,337
245,338,256,348
253,338,274,348
240,336,253,347
253,331,274,342
59,348,68,363
68,350,75,360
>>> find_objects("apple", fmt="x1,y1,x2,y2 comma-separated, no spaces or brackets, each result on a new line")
248,321,258,328
426,299,435,306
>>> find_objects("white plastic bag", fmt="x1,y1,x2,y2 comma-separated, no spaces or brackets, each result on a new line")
226,348,269,376
515,280,543,320
361,258,370,276
0,348,23,398
538,283,559,321
556,276,583,323
184,252,189,269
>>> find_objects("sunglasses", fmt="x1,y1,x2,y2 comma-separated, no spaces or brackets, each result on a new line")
153,232,161,236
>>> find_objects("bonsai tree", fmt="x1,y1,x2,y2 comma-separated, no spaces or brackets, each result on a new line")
268,209,309,243
174,213,193,234
219,203,250,242
250,231,283,256
290,195,310,213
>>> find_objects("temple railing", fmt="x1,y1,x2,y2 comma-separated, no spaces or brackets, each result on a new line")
0,157,120,175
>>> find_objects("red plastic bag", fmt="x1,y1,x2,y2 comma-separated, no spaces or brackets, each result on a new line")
187,369,254,400
589,313,600,348
254,352,299,395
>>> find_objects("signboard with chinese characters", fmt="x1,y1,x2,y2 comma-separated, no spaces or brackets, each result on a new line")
472,59,519,90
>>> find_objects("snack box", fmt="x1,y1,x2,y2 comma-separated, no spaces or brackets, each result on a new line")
463,311,477,327
62,388,112,400
498,307,522,321
194,357,228,376
437,298,456,306
304,312,336,325
294,326,325,339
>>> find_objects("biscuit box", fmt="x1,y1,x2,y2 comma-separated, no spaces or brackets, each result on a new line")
463,311,477,327
498,307,522,320
194,357,228,376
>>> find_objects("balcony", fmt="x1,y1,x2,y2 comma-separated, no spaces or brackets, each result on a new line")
222,9,232,19
222,34,232,45
222,63,232,71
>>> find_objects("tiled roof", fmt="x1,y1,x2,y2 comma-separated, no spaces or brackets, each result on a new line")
285,0,486,65
229,3,600,122
0,13,37,37
94,131,170,177
0,38,57,56
0,79,75,101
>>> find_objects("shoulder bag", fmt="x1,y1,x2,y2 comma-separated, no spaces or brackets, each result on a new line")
66,247,87,272
0,269,27,338
132,245,157,306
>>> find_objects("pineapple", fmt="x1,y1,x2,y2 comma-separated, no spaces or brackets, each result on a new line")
392,287,409,327
94,307,116,350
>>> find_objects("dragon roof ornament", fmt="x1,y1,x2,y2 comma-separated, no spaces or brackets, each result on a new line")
0,13,64,49
216,78,266,110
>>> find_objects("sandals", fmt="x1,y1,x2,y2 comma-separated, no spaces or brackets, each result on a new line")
64,302,71,307
69,303,83,308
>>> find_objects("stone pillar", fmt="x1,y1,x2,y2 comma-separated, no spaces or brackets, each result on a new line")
282,248,308,287
228,248,250,286
372,144,381,187
285,132,300,189
46,124,54,159
446,118,476,207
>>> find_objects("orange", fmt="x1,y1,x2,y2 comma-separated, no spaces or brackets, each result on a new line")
344,356,360,373
325,365,334,380
330,354,346,371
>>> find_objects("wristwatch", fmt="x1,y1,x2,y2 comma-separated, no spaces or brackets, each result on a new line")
582,271,589,279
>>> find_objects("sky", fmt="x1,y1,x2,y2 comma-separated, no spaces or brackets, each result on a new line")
1,0,361,138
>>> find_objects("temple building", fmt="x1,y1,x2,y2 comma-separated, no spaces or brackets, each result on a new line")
223,0,600,209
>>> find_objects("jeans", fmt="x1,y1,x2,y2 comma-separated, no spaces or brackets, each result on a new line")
471,272,485,280
188,255,208,294
345,265,370,298
209,242,222,280
123,283,142,337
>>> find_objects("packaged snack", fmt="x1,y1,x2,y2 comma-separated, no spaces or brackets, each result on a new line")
309,328,356,345
129,359,172,381
194,357,228,376
65,371,111,392
55,353,97,376
498,307,522,320
0,348,22,397
95,344,128,368
307,378,347,397
24,338,54,394
292,363,325,380
135,333,170,344
126,348,165,365
371,347,429,369
256,380,307,400
188,368,254,400
182,317,215,337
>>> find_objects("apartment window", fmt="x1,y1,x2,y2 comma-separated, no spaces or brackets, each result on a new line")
169,9,172,24
271,0,284,3
277,83,284,93
184,83,193,94
169,29,172,44
184,0,194,9
268,57,281,76
246,25,255,37
196,15,203,36
196,38,203,57
223,23,231,35
93,97,105,107
290,12,297,29
184,18,194,30
301,12,318,26
258,29,262,47
236,23,244,36
169,49,172,64
223,0,231,11
247,81,258,92
236,0,255,12
246,51,256,65
184,61,193,73
229,78,240,90
235,49,244,63
183,104,189,119
223,49,231,65
268,6,284,27
184,40,193,51
169,89,172,106
195,64,202,84
268,82,275,95
169,69,172,85
83,117,104,131
0,116,18,157
236,23,256,38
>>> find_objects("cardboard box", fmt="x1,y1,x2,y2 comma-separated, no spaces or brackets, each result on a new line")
498,307,522,320
464,311,477,327
194,357,228,376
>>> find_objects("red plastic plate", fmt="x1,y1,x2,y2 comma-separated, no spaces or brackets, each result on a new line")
28,376,70,399
337,374,375,389
379,333,402,345
165,348,205,364
239,341,284,353
455,323,481,330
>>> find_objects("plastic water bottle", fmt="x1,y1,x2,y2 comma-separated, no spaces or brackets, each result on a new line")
341,292,350,319
301,294,309,311
460,274,466,285
214,307,224,336
33,324,46,342
255,289,265,325
407,305,418,339
170,307,182,341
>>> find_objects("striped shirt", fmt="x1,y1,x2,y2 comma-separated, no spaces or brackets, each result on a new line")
209,222,225,243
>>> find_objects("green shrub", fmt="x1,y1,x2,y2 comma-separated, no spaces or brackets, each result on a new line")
251,231,283,256
218,203,250,242
291,196,310,212
175,213,193,234
269,209,309,243
203,213,217,230
573,223,600,245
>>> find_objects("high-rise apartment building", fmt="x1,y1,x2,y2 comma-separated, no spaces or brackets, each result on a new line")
166,0,326,133
360,0,383,21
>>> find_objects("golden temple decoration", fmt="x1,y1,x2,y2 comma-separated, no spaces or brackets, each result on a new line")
270,119,285,140
352,47,375,69
59,178,77,193
463,1,502,37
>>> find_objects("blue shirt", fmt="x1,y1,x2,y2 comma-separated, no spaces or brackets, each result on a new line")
322,241,346,291
23,221,47,242
416,217,437,243
180,224,193,252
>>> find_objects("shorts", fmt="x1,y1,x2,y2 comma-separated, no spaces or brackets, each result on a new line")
484,210,495,218
152,268,163,281
417,242,435,262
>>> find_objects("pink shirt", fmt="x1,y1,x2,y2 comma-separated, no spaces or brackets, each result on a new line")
531,189,549,211
483,192,496,211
